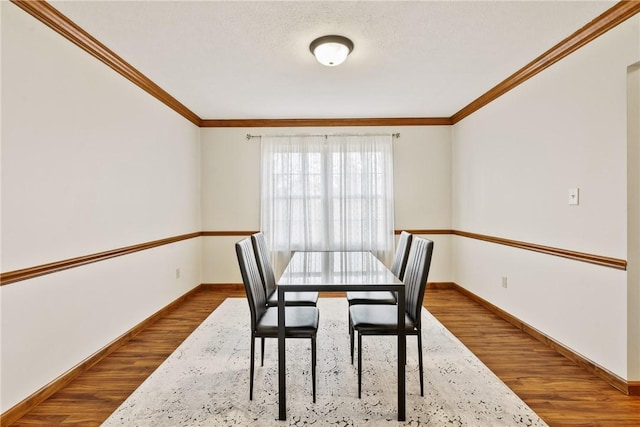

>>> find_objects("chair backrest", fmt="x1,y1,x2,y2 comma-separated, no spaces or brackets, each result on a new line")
402,237,434,327
251,232,277,297
236,238,267,330
390,231,413,280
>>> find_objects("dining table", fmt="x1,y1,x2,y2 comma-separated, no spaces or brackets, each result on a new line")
276,250,406,421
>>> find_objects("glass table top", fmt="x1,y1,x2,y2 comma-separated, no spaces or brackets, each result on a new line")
278,251,402,287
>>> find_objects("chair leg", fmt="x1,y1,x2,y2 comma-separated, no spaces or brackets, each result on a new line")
404,333,408,365
250,334,255,400
417,332,424,397
350,323,355,364
261,337,265,367
357,332,362,399
311,336,317,403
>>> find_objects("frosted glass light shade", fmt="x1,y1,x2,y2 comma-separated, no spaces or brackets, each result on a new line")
309,35,354,67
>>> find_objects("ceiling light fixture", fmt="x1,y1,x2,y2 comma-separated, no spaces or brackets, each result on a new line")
309,35,354,67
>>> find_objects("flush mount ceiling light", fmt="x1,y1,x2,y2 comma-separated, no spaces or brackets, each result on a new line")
309,35,354,67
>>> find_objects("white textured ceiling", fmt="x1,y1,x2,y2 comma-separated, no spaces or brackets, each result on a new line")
49,1,615,120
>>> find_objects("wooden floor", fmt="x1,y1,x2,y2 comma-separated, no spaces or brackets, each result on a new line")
6,286,640,426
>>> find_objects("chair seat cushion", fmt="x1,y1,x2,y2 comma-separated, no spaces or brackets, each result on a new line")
267,291,319,307
350,305,416,333
346,291,396,305
257,306,319,336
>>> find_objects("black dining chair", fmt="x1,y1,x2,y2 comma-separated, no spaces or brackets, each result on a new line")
349,236,434,398
251,232,319,307
236,238,319,402
345,231,413,306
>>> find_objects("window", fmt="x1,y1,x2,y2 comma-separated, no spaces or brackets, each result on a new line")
261,134,395,275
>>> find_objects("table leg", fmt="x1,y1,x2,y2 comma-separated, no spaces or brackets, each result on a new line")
278,287,286,420
397,287,406,421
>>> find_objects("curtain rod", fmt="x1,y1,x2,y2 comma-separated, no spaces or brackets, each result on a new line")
246,132,400,140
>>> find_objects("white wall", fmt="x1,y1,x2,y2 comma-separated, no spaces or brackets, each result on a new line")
0,3,202,411
452,16,640,379
3,0,637,413
200,126,452,284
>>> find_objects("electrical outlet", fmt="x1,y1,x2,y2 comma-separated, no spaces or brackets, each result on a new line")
176,268,181,279
568,188,579,205
501,276,508,288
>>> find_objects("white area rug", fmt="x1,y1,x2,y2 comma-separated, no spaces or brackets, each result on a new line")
102,298,546,426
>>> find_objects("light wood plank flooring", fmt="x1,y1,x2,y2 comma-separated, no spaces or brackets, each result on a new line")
6,286,640,426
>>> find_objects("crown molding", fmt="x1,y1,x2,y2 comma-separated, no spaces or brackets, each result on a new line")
10,1,640,127
200,117,453,128
11,0,201,127
451,1,640,124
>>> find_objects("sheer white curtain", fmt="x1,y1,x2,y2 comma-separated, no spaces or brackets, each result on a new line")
261,134,395,277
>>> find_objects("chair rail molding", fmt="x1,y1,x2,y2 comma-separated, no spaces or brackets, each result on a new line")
2,229,627,287
453,230,627,270
0,232,201,286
